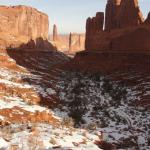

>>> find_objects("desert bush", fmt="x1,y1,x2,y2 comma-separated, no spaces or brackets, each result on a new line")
49,137,57,145
58,71,128,126
61,117,74,128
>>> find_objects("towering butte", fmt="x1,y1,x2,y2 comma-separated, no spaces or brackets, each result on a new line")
105,0,144,30
105,0,121,30
85,0,150,51
0,5,56,50
85,12,104,49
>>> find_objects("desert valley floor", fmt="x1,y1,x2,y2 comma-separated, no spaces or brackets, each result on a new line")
0,50,149,150
0,0,150,149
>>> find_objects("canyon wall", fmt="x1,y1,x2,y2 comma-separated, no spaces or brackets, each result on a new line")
69,33,85,54
50,26,85,54
0,5,55,50
105,0,121,30
85,0,150,51
105,0,144,30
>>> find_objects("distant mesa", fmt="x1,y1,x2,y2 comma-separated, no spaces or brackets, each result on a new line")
85,0,150,51
69,33,85,54
50,25,85,54
0,5,56,51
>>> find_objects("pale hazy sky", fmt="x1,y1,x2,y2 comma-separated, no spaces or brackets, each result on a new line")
0,0,150,34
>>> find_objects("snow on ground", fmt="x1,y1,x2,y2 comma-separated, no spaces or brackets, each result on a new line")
0,53,150,150
56,71,150,150
0,123,102,150
0,96,48,113
0,54,102,150
0,137,8,149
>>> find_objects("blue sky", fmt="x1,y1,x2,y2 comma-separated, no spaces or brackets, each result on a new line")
0,0,150,34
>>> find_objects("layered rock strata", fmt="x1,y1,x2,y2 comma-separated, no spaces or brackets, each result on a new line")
0,5,55,50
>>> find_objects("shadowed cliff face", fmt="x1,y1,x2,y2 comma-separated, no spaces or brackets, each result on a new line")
5,42,69,107
6,38,57,51
85,0,150,51
105,0,144,30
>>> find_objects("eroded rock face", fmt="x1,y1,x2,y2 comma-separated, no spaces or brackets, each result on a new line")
105,0,121,30
0,5,55,50
111,27,150,51
85,12,104,50
69,33,85,53
86,12,104,35
116,0,144,28
105,0,143,30
85,0,150,51
0,5,48,40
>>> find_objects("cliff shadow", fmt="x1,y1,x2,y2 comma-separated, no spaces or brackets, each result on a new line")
6,38,69,108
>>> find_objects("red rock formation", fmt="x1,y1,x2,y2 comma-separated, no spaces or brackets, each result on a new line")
145,12,150,24
53,24,58,41
111,27,150,51
105,0,121,30
85,0,149,51
86,12,104,35
0,5,56,50
85,12,104,50
105,0,144,30
69,33,85,54
116,0,144,28
0,5,48,40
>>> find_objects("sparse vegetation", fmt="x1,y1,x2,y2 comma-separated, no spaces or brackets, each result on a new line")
49,137,57,145
58,72,128,126
61,117,74,128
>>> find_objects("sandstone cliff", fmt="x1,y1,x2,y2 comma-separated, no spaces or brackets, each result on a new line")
116,0,144,28
85,12,104,50
85,0,150,51
0,5,55,50
105,0,144,30
50,31,85,54
69,33,85,54
105,0,121,30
